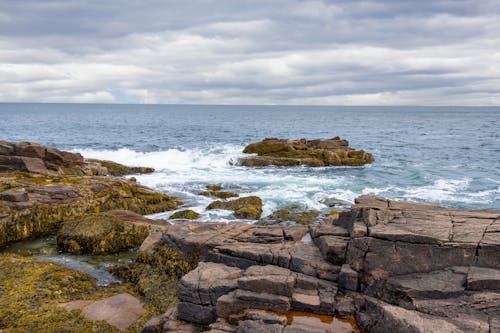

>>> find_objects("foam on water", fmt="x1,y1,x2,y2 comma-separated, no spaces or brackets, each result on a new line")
78,146,500,222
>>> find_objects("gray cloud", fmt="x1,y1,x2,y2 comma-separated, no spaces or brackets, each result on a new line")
0,0,499,105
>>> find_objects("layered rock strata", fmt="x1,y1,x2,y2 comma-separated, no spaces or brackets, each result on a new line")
0,142,181,247
146,196,499,333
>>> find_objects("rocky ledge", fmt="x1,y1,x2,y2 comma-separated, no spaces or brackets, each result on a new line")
0,142,180,247
238,137,374,167
142,195,499,333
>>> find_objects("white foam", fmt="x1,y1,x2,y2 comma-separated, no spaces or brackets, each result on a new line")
76,147,498,222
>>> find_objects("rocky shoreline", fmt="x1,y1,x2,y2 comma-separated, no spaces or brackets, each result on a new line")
1,141,499,332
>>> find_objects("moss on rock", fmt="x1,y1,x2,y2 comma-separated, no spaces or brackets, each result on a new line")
57,213,149,254
169,209,201,220
0,254,142,332
111,243,194,313
206,196,263,219
87,159,155,176
239,137,374,167
0,172,181,247
263,205,320,225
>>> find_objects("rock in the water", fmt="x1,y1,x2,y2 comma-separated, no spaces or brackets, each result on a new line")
169,209,201,220
239,137,374,167
261,205,319,225
200,190,239,199
207,196,263,219
57,212,150,254
86,158,154,176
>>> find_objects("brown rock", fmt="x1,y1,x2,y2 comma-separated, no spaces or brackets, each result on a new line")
59,293,147,331
239,137,373,167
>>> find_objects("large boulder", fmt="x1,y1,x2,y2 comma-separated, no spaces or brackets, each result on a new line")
57,212,150,254
239,137,374,167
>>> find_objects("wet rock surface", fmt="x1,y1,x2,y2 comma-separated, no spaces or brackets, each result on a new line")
57,211,151,254
239,137,374,167
207,196,263,220
0,169,180,247
153,195,499,332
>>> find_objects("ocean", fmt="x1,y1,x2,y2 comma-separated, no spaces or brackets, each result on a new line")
1,103,499,221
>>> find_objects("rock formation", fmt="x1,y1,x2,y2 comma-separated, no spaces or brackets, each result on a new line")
239,137,374,167
0,142,181,247
142,196,499,333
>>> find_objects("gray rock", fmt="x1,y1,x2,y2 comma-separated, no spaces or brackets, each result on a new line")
338,264,358,292
467,266,500,291
177,302,217,325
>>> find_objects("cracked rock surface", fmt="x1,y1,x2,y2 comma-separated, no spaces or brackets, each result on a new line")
149,195,499,333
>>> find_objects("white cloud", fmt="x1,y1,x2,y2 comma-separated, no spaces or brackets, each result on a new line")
0,0,499,105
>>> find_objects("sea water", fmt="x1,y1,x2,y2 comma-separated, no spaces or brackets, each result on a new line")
1,103,499,221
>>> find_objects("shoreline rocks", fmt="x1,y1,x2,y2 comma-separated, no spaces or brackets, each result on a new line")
57,211,151,254
0,142,181,248
239,137,374,167
151,195,499,333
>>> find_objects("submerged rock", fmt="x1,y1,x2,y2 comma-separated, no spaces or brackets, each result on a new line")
200,184,239,199
239,137,374,167
200,190,239,199
169,209,201,220
207,196,263,219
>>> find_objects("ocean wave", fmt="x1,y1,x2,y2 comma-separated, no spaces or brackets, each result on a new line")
76,147,499,221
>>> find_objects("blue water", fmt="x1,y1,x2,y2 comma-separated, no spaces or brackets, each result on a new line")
1,103,499,219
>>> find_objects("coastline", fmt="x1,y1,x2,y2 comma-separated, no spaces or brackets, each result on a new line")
1,141,499,332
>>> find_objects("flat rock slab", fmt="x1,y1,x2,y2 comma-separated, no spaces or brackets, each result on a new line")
59,293,147,331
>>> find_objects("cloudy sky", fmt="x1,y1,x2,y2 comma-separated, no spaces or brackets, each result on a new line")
0,1,499,105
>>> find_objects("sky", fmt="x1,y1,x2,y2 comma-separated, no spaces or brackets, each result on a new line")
0,0,499,105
